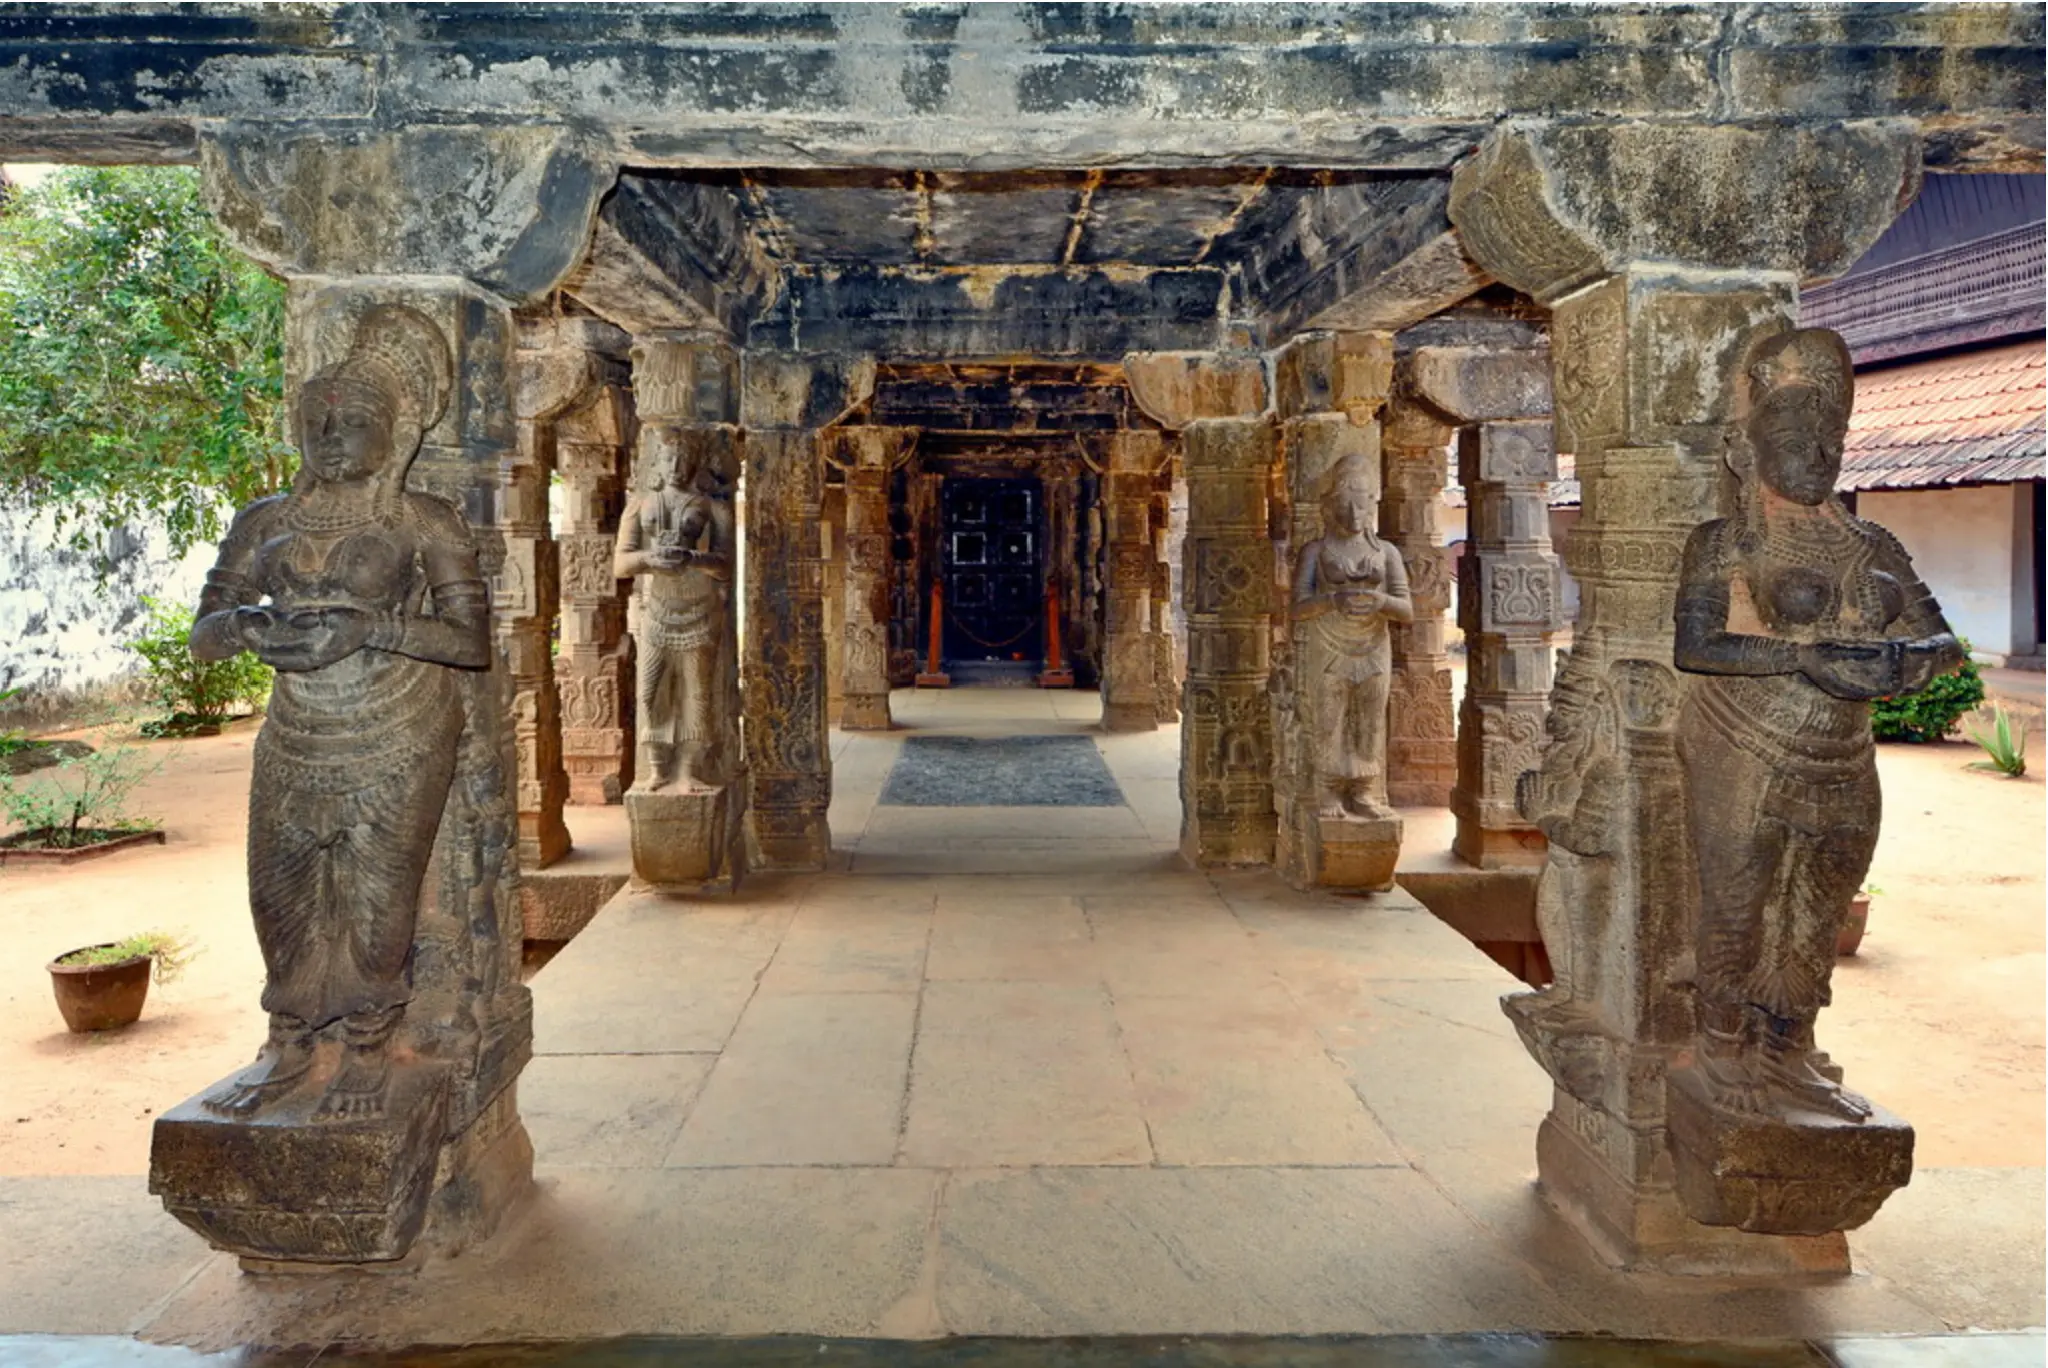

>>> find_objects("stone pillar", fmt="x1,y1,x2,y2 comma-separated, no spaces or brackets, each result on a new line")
1100,430,1169,731
832,427,915,729
152,121,611,1265
1127,353,1275,867
742,354,875,870
1270,331,1403,891
621,333,747,889
1450,119,1920,1274
820,484,847,723
1379,394,1458,807
502,327,574,870
1398,346,1562,869
554,368,637,806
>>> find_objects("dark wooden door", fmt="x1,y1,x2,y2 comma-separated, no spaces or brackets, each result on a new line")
940,477,1042,666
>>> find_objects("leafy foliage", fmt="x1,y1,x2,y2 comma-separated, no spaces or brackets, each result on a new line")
0,166,291,559
59,930,195,984
1967,705,2029,778
0,745,161,847
126,595,270,734
1870,653,1986,743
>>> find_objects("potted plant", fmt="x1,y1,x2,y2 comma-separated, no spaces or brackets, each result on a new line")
47,931,192,1032
1839,882,1879,957
0,745,164,864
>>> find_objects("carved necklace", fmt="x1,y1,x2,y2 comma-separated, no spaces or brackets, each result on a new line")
283,485,398,536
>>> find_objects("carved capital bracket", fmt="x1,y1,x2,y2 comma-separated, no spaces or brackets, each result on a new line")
1122,351,1268,430
1448,120,1922,304
201,123,614,303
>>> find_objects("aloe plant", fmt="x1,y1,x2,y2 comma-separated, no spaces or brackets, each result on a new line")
1966,706,2030,778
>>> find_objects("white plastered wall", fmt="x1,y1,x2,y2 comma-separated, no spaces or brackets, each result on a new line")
1859,482,2037,663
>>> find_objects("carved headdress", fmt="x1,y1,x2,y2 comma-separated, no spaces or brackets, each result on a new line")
1744,327,1853,421
1317,451,1381,507
293,304,453,523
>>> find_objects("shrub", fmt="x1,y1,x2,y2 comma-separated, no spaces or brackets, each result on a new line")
0,745,161,846
58,931,194,984
126,596,270,735
1966,706,2029,778
1870,652,1986,743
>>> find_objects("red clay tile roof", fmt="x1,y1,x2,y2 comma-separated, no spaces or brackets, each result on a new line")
1839,341,2046,491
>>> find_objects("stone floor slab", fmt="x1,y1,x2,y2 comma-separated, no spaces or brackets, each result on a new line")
902,983,1152,1167
1827,1333,2048,1367
141,1168,942,1349
667,992,918,1167
520,1054,714,1169
1846,1167,2047,1331
1112,986,1405,1167
935,1166,1584,1336
0,1177,213,1335
758,903,933,994
926,895,1097,984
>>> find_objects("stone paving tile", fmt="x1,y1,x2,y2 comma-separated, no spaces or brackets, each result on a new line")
1081,898,1277,999
926,895,1098,984
1111,985,1404,1167
533,894,796,1055
521,1054,714,1169
667,992,917,1167
1845,1167,2047,1331
935,1166,1586,1336
758,902,933,994
0,1177,215,1336
902,983,1152,1167
140,1169,942,1347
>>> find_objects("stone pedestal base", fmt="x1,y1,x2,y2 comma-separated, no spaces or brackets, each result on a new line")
1535,1097,1853,1277
1451,812,1548,869
151,1061,453,1266
840,692,893,730
1667,1065,1913,1236
1315,813,1402,892
1037,666,1075,688
915,671,951,688
626,781,746,891
1102,700,1160,732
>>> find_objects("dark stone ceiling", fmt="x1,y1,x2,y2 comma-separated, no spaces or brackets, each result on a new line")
568,166,1469,360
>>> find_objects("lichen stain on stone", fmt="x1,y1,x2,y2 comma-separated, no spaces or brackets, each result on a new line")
1016,57,1142,115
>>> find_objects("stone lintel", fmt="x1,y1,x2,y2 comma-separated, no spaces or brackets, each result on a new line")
564,174,771,339
741,352,878,431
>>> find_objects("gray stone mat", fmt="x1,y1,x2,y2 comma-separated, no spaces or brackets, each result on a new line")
878,735,1125,807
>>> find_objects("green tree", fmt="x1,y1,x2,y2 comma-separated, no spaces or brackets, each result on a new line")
0,166,291,559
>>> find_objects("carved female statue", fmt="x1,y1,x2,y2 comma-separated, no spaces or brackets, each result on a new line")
1292,453,1413,820
613,426,736,794
191,304,487,1121
1674,327,1961,1122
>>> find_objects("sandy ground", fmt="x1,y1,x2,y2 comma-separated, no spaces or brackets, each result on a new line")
0,710,2040,1177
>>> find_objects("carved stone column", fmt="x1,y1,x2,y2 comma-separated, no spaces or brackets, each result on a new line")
831,427,915,730
1379,394,1458,807
1402,347,1562,869
152,122,611,1266
1450,119,1920,1274
554,368,636,806
742,354,874,870
1100,430,1169,731
621,333,746,889
503,326,573,870
1270,331,1402,891
820,484,847,723
1127,352,1275,867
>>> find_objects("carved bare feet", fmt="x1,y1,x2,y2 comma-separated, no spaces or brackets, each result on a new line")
203,1038,314,1116
1695,1032,1772,1120
314,1045,391,1121
1763,1044,1874,1121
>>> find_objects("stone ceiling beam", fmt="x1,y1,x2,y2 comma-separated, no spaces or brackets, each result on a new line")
750,266,1231,361
1,5,2038,173
1302,232,1493,337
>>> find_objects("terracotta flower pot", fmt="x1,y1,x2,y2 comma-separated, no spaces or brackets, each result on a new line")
1837,894,1872,957
48,946,152,1032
